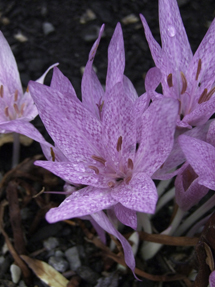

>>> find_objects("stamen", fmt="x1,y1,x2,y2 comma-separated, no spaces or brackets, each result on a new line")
88,165,99,174
205,86,215,102
96,100,104,113
117,136,122,152
128,158,133,170
108,181,115,188
167,73,173,88
20,103,25,116
198,88,208,104
178,99,182,115
195,59,202,81
26,86,29,92
50,147,55,162
13,103,19,114
4,106,9,117
0,85,3,98
14,90,18,102
92,155,106,165
180,72,187,94
125,175,132,185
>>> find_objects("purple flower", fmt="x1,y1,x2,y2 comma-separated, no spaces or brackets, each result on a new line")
28,23,178,227
0,31,57,143
179,134,215,192
28,23,178,275
140,0,215,128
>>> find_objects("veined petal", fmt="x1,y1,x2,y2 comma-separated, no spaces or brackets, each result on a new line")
34,160,111,188
106,23,125,92
29,81,102,161
46,186,117,223
159,0,192,72
102,82,136,166
175,163,209,211
82,25,105,119
145,67,163,101
123,75,138,102
114,203,137,230
0,119,51,147
209,271,215,287
182,96,215,127
179,135,215,190
140,14,169,76
91,211,137,277
153,120,211,179
187,18,215,97
50,66,78,102
111,173,157,214
0,31,23,99
135,98,178,175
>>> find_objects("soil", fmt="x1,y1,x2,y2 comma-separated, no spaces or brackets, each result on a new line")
0,0,215,286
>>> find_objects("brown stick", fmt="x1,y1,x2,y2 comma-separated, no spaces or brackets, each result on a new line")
6,180,26,255
139,231,198,246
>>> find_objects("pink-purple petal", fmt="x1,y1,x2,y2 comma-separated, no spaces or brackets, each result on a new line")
106,23,125,92
91,211,137,277
46,187,116,223
114,203,137,229
111,173,157,214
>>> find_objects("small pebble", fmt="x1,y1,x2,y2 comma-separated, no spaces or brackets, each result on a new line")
10,264,21,284
121,14,139,25
80,9,96,24
43,22,55,35
14,32,28,42
65,246,81,271
43,237,59,251
48,256,69,273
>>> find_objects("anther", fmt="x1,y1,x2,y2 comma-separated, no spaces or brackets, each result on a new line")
167,73,173,88
14,90,18,102
88,165,99,174
205,86,215,102
0,85,3,98
198,88,208,104
4,106,9,117
117,136,122,152
50,147,55,162
125,175,132,185
195,59,202,81
26,86,29,92
180,72,187,94
128,158,133,170
92,155,106,165
20,103,25,116
13,103,19,114
108,181,115,188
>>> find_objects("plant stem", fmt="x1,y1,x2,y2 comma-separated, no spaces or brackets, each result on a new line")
12,133,20,168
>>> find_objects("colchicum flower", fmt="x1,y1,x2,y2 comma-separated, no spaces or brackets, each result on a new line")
27,23,178,272
0,31,56,144
140,0,215,128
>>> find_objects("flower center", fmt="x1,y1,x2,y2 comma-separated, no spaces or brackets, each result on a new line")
89,136,134,188
0,85,25,120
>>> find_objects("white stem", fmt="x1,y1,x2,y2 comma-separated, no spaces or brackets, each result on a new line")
186,214,211,237
137,213,152,233
156,187,175,214
140,208,184,260
12,133,20,168
175,194,215,236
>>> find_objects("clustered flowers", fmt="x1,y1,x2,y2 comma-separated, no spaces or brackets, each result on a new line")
1,0,215,284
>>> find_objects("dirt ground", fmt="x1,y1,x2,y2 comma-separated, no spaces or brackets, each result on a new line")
0,0,215,286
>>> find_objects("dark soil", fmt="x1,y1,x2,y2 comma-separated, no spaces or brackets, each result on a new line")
0,0,215,286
